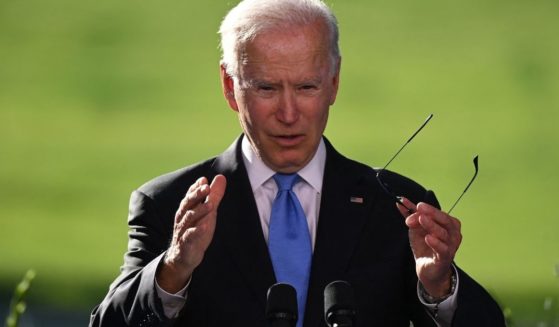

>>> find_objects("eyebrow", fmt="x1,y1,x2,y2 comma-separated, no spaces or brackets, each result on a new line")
247,77,324,88
296,77,323,86
252,79,275,87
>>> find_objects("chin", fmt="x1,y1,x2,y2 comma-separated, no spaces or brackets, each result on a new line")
270,157,307,173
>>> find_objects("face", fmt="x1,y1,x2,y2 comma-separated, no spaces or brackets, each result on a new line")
221,21,340,174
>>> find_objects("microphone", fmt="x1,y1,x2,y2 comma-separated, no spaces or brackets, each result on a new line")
266,283,298,327
324,280,357,327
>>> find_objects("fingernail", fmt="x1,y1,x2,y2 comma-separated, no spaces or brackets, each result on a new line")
405,215,416,225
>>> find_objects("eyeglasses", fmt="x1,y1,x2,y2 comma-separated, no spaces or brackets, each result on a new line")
375,114,479,214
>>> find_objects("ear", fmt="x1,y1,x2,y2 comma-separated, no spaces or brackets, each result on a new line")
329,56,342,105
220,64,239,112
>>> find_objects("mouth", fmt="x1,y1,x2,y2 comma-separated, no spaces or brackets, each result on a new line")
272,134,305,147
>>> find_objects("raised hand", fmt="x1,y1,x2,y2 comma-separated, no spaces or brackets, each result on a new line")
397,197,462,298
156,175,227,293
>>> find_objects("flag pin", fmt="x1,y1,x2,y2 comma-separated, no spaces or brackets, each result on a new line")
350,196,364,204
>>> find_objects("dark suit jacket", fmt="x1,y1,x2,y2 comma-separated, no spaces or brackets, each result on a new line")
90,136,505,327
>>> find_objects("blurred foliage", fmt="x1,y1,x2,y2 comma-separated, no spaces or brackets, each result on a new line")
4,270,35,327
503,265,559,326
0,0,558,324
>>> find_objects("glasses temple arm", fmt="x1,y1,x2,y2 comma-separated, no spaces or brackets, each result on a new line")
381,113,434,171
448,155,479,214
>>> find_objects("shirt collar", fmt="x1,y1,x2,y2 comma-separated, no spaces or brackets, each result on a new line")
241,135,326,193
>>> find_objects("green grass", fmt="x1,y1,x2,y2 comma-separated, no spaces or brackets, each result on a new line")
1,0,558,323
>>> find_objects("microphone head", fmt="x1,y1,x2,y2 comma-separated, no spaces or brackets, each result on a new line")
324,280,356,326
266,283,298,325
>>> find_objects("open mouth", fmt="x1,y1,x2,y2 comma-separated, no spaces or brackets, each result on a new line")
273,134,304,146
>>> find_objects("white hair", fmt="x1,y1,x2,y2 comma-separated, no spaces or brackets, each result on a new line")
218,0,340,77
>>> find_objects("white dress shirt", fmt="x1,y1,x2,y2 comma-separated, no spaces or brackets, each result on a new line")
241,136,326,249
156,136,458,326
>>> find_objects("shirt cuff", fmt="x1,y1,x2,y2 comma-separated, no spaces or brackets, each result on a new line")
155,277,189,319
417,265,460,327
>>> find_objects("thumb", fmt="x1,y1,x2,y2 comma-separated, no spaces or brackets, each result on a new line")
208,174,227,206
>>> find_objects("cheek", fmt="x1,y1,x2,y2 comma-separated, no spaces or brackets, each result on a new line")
315,111,329,135
320,109,329,127
238,111,258,139
306,100,330,129
235,95,255,124
245,98,276,123
237,102,270,136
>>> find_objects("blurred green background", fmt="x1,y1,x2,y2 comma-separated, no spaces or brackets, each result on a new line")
1,0,558,325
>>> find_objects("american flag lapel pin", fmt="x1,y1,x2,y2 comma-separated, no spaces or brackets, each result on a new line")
350,196,364,204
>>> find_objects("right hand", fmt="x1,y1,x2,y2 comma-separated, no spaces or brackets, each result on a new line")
156,175,227,293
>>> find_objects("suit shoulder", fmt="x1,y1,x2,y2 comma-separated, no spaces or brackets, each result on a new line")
337,153,425,189
338,155,428,201
327,142,427,192
136,157,218,200
374,168,427,195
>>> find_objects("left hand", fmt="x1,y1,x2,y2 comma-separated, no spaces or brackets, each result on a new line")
397,197,462,298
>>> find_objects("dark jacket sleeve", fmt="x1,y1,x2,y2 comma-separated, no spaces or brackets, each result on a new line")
89,190,175,327
423,189,506,326
453,267,506,326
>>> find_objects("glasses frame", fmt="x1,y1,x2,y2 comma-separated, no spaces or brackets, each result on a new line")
375,114,479,215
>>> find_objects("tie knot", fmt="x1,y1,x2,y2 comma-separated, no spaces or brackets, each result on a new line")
273,173,300,191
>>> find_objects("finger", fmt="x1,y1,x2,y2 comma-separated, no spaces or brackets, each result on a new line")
396,197,422,229
419,214,461,262
185,175,226,242
180,215,215,244
418,214,450,243
207,175,227,206
417,202,463,245
444,216,462,253
187,176,208,194
184,175,226,228
176,179,212,221
396,197,417,217
424,234,453,264
176,175,226,231
176,186,209,221
417,202,455,228
187,183,211,207
185,201,215,225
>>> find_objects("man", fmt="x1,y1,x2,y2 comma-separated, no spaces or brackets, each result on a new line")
90,0,505,326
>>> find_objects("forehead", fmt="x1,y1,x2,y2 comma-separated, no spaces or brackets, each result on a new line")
238,22,332,81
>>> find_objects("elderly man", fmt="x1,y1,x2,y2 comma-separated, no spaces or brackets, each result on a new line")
90,0,505,326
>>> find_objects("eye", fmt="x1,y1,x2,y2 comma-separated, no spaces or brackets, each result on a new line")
254,84,277,98
299,84,319,93
254,83,277,93
258,85,275,91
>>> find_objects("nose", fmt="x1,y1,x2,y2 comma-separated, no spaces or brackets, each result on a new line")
276,90,299,124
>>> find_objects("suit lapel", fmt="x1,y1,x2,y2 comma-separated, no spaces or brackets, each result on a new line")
211,137,276,312
210,137,383,326
304,140,380,327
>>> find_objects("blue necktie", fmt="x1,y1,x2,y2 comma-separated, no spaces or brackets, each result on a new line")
268,173,312,327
